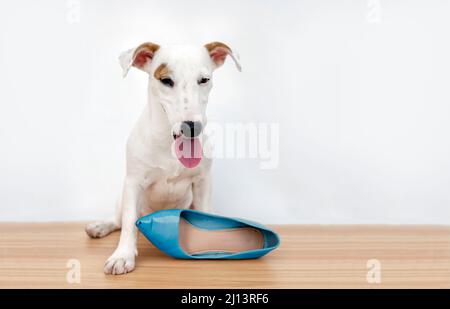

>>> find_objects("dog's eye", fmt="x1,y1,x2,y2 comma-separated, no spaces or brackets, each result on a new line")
160,77,174,88
198,77,210,85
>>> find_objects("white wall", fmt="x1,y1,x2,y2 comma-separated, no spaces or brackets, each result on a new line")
0,0,449,223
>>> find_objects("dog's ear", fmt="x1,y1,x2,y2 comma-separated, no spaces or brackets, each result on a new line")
119,42,160,77
204,42,241,72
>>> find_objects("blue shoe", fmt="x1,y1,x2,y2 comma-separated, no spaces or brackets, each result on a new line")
136,209,280,259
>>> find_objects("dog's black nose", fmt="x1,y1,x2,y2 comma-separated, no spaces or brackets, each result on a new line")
181,121,202,138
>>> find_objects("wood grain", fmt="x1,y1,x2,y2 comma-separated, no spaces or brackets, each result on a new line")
0,223,449,288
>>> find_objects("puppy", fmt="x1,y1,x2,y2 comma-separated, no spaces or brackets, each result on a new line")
85,42,241,275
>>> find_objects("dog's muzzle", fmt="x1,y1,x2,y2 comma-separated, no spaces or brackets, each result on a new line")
173,121,202,139
172,121,203,169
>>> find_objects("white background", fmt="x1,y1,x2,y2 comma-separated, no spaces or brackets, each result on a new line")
0,0,449,223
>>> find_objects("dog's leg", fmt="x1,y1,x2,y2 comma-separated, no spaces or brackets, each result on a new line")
85,220,119,238
104,179,143,275
192,172,212,212
85,196,122,238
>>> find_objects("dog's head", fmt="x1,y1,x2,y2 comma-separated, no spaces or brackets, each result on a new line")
119,42,241,138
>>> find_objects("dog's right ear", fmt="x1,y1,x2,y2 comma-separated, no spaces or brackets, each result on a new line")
204,42,241,72
119,42,160,78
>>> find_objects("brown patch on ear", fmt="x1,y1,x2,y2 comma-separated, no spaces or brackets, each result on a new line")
132,42,160,69
204,42,232,66
154,63,170,80
204,41,232,54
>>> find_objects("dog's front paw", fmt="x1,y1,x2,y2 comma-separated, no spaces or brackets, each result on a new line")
104,252,136,275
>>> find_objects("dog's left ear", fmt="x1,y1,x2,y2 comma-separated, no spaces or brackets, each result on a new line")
204,42,241,72
119,42,160,77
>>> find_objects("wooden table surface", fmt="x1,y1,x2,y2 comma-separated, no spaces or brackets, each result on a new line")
0,223,449,288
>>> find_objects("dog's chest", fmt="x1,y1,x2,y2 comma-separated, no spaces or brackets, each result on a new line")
148,176,190,201
143,163,204,203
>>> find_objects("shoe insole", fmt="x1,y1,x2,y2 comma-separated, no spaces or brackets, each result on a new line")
179,218,264,255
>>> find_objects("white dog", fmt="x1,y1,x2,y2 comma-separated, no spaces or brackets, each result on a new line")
85,41,241,275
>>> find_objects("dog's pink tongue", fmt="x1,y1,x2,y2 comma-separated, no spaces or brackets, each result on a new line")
175,137,202,168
